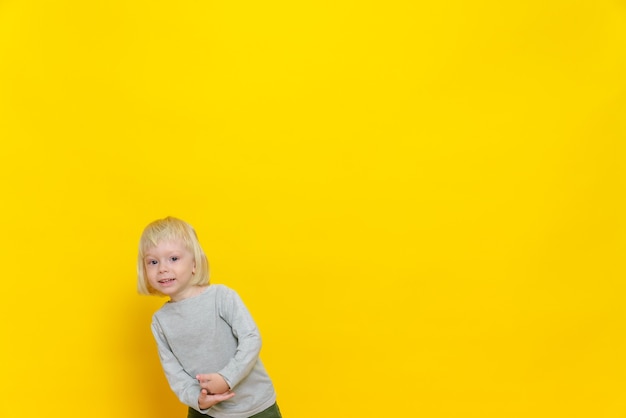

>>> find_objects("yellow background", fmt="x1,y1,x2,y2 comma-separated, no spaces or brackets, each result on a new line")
1,1,625,417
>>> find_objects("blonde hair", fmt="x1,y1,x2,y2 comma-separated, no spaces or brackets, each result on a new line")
137,216,210,295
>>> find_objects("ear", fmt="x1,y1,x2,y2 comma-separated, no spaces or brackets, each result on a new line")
192,262,196,274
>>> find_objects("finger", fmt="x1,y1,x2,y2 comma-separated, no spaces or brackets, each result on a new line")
214,392,235,401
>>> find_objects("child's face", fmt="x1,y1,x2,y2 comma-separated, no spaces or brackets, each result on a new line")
144,239,198,302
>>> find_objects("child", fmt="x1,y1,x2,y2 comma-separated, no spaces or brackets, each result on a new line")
137,217,281,418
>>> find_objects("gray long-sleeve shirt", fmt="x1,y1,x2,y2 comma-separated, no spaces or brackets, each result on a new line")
151,284,277,417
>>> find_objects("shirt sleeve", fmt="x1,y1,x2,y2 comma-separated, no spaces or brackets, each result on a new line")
215,286,263,389
151,318,205,412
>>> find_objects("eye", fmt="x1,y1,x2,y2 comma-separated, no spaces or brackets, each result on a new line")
171,256,179,262
147,260,158,265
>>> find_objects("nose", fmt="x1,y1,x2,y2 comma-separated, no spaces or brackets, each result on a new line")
158,262,168,273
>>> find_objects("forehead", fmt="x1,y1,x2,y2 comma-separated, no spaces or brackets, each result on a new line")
144,239,190,256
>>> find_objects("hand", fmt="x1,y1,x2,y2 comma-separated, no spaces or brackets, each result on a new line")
198,389,235,410
196,373,230,395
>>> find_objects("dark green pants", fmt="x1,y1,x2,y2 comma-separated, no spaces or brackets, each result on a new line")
187,402,282,418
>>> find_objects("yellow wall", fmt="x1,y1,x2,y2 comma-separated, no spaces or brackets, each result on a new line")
1,1,625,417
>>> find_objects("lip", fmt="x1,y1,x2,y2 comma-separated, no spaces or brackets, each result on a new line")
158,278,176,286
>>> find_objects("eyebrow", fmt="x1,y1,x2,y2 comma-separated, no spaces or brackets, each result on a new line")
144,251,182,258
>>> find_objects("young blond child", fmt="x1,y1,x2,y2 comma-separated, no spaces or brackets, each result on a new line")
137,217,281,418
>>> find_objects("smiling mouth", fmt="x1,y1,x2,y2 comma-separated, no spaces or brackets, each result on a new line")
158,278,176,284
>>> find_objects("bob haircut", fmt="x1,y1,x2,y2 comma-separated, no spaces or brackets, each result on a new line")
137,216,210,296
